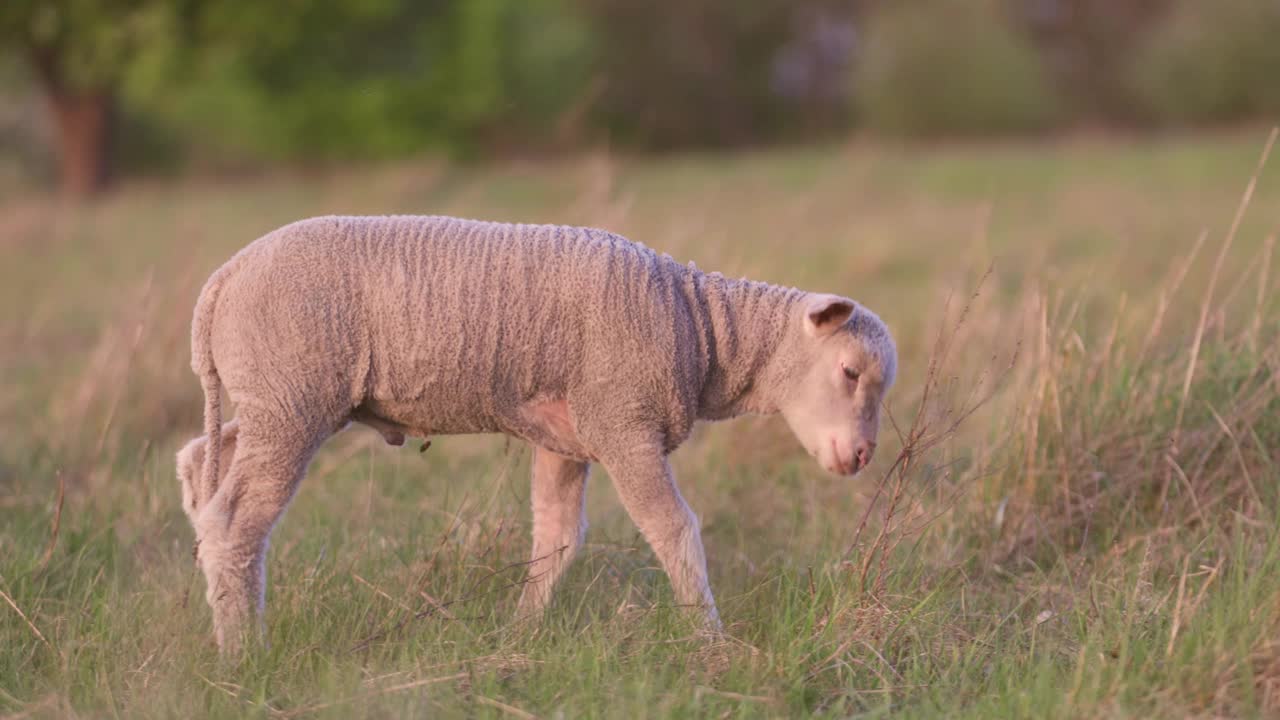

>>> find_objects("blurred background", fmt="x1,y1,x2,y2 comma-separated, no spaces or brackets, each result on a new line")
4,0,1280,196
4,2,1280,715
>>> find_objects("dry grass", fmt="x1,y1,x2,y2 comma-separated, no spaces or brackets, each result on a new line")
1,129,1279,717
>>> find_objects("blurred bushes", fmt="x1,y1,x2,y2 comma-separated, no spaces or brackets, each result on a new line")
580,0,833,148
1129,0,1280,125
127,0,598,164
854,0,1060,137
5,0,1280,185
0,57,53,190
146,0,847,158
1021,0,1171,123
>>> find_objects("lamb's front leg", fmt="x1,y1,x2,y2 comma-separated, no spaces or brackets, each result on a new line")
599,442,721,631
516,446,590,617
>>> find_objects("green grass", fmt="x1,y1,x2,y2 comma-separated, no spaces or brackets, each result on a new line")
2,128,1279,718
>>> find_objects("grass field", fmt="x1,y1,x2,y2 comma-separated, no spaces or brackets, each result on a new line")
2,129,1279,718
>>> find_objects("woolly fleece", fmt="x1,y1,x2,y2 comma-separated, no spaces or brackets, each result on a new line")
182,215,897,652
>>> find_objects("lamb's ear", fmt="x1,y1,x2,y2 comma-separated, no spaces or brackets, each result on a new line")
803,294,856,337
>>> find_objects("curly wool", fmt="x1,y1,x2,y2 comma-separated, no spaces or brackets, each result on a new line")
195,216,827,456
183,214,896,652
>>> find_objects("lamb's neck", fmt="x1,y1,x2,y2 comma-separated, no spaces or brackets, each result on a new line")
690,270,803,420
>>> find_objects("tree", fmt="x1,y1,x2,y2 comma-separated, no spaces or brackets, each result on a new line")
1,1,179,196
1,0,594,192
1020,0,1171,122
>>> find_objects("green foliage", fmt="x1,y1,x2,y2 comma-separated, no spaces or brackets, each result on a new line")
579,0,801,148
0,0,178,90
453,0,503,126
1019,0,1171,122
130,0,596,162
0,56,51,189
854,0,1061,137
153,1,471,160
500,0,597,138
1,0,597,169
12,0,1280,180
1129,0,1280,125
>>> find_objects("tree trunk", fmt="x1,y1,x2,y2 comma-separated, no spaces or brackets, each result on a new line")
28,47,116,197
48,91,115,196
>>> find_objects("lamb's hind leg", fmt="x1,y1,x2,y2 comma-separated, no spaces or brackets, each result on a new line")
177,419,239,528
516,447,590,617
193,411,324,654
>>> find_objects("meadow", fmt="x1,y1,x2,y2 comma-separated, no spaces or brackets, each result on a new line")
2,129,1279,718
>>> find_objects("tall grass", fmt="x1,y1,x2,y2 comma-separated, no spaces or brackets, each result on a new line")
1,131,1278,717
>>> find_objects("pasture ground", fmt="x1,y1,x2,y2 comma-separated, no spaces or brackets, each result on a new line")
2,130,1279,718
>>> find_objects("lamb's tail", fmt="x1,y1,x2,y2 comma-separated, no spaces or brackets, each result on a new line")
192,266,230,508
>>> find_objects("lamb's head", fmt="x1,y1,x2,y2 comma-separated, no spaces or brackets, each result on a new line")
777,294,897,476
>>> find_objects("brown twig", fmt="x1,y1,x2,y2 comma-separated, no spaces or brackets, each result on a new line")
0,589,53,651
846,264,1017,595
1173,127,1277,447
1249,234,1275,353
475,695,540,719
349,547,563,653
693,685,779,707
36,470,65,574
269,672,467,718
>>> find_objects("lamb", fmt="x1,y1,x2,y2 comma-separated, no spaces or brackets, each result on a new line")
179,215,897,654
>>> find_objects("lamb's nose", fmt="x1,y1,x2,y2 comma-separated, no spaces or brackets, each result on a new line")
855,441,877,469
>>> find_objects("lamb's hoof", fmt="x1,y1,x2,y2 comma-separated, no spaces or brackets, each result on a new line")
384,431,405,447
419,439,432,453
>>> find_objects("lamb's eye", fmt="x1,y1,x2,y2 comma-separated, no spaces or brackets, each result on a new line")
843,366,860,382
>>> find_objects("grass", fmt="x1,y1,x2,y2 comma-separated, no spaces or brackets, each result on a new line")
2,127,1279,717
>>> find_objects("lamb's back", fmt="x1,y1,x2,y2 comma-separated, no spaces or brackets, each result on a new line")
210,216,703,441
